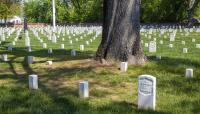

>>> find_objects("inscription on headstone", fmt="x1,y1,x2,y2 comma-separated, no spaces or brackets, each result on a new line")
138,75,156,110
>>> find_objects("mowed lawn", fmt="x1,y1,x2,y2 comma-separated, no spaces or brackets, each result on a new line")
0,27,200,114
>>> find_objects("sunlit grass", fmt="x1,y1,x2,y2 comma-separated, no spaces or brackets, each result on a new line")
0,27,199,114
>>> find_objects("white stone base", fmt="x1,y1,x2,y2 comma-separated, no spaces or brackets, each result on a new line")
156,56,162,60
186,68,193,78
183,48,188,53
120,62,128,72
1,54,8,61
29,74,38,89
79,81,89,98
71,49,76,56
27,56,34,64
48,48,53,54
46,61,53,65
80,45,84,51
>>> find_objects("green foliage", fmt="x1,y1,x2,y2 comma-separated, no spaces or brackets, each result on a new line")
0,3,9,19
68,0,103,22
141,0,188,23
24,0,200,23
24,0,103,23
193,1,200,19
0,1,21,20
25,0,52,23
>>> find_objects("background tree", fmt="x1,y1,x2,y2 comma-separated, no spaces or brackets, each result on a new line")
24,0,103,23
0,0,21,24
96,0,145,65
0,3,9,22
141,0,188,23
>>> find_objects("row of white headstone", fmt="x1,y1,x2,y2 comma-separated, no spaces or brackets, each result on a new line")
2,27,101,57
119,61,193,77
28,73,193,110
144,40,200,53
29,74,89,98
28,74,154,109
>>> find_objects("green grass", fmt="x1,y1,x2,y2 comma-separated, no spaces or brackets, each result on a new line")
0,27,199,114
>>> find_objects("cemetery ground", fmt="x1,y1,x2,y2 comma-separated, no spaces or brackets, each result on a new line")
0,27,200,114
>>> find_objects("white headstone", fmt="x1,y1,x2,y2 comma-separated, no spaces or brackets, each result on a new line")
48,48,53,54
186,68,193,78
27,46,32,52
138,75,156,110
90,39,93,43
69,40,73,44
192,39,196,43
80,45,84,51
14,38,18,42
120,62,128,72
145,43,149,47
48,35,52,41
156,55,161,60
141,40,143,44
12,41,16,46
40,39,43,43
71,49,76,56
196,44,200,48
52,33,57,43
183,48,188,53
8,45,12,51
1,54,8,61
29,74,38,89
43,43,47,49
169,44,173,48
149,41,156,52
61,44,65,49
159,40,163,45
28,56,33,64
46,61,53,65
170,33,175,41
181,41,185,45
79,81,89,98
86,41,89,45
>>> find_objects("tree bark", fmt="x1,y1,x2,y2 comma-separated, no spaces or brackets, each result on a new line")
96,0,145,65
188,0,196,26
4,17,7,27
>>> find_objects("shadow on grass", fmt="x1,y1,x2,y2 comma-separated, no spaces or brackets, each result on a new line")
1,46,95,59
0,64,167,114
0,41,11,50
147,55,200,76
147,56,200,102
0,75,167,114
179,100,200,113
0,46,96,77
1,49,200,113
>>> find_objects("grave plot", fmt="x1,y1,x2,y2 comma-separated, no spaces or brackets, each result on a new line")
0,25,199,114
141,25,200,60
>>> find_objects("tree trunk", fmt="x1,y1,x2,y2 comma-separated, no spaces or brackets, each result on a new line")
188,0,196,26
4,17,7,27
96,0,145,65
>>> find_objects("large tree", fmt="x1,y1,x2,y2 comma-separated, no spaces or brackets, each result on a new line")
188,0,200,25
188,0,196,23
96,0,145,65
